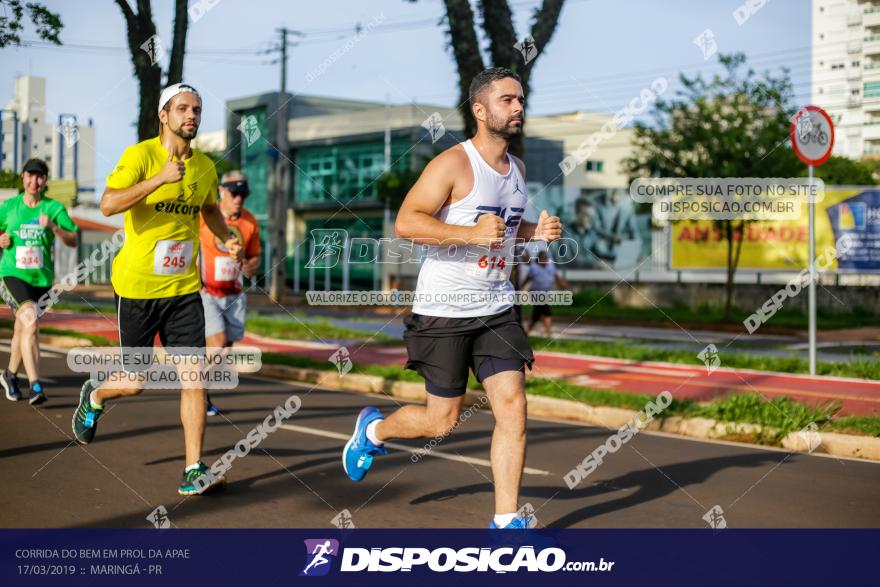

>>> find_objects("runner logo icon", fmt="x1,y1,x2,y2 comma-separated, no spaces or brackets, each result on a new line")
300,539,339,576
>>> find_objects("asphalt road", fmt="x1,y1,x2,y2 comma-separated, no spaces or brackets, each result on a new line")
1,348,878,529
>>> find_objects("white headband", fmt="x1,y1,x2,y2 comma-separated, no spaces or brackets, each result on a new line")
158,83,200,113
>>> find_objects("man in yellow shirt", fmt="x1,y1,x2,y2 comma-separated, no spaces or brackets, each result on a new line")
71,83,242,495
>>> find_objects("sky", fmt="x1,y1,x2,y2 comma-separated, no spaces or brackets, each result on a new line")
0,0,811,197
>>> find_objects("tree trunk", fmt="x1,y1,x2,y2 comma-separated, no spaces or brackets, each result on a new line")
115,0,189,142
136,65,162,141
729,219,746,315
513,0,565,157
723,220,747,320
443,0,485,139
166,0,189,86
442,0,565,157
724,221,734,320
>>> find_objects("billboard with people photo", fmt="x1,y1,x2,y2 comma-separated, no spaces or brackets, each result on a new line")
562,188,651,269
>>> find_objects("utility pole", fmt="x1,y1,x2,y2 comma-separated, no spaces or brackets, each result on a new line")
382,93,391,291
267,27,302,302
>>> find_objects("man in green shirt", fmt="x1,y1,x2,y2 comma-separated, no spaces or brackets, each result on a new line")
0,158,79,404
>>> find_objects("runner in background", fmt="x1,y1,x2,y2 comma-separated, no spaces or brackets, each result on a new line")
0,158,78,405
522,250,569,337
199,170,261,416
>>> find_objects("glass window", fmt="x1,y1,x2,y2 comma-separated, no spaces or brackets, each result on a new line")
295,140,411,206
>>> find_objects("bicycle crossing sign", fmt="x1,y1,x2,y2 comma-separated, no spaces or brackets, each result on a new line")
791,105,834,166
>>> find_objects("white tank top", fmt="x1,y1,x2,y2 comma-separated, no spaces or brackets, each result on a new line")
412,139,528,317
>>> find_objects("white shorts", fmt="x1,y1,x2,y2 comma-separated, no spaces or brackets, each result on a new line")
201,290,246,343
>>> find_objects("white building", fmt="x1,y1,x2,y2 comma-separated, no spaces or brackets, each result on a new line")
811,0,880,158
522,112,634,216
1,76,96,200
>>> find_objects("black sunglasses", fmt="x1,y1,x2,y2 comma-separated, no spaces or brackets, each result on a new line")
220,180,250,198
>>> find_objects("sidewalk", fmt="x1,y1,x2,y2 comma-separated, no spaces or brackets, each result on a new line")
241,295,880,364
6,307,880,416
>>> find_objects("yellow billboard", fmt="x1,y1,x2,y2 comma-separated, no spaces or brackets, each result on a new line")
670,188,867,270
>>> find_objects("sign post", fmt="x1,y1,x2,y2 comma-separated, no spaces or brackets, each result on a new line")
790,105,834,375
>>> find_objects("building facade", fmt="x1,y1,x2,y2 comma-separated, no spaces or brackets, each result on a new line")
1,76,96,201
194,92,634,290
812,0,880,158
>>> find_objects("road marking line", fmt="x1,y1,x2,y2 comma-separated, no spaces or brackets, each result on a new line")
278,423,550,476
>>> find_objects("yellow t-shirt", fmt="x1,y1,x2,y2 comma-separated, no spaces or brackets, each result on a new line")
106,136,217,299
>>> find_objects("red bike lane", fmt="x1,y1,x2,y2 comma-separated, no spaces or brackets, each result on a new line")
7,309,879,416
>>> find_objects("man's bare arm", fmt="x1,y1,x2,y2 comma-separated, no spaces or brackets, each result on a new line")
518,212,562,242
518,220,538,241
100,153,184,216
242,255,260,278
201,202,242,261
395,149,504,246
508,156,562,242
201,202,227,240
52,226,78,247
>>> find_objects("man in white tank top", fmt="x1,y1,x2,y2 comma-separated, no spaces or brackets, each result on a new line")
343,67,562,529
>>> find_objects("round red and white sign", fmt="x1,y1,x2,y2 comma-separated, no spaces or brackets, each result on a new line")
790,105,834,166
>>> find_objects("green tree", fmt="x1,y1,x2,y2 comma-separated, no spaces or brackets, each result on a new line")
377,167,425,211
625,53,801,319
114,0,190,141
0,168,22,190
204,152,237,180
411,0,566,156
813,156,876,186
859,157,880,183
0,0,62,48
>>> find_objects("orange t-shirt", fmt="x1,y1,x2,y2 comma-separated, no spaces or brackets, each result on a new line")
199,209,261,296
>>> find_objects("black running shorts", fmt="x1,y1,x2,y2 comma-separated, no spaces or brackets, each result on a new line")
116,291,205,371
1,276,50,313
531,303,552,321
403,307,534,397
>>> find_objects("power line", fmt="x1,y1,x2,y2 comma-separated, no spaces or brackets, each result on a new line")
17,36,820,94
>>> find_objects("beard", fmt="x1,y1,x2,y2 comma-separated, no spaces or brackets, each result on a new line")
171,122,198,140
487,110,523,140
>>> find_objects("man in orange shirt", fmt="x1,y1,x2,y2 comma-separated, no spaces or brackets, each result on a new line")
199,170,261,415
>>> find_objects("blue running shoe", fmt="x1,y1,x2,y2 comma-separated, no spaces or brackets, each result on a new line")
72,380,103,444
206,394,220,416
1,369,22,401
343,406,387,482
29,382,47,406
489,516,534,529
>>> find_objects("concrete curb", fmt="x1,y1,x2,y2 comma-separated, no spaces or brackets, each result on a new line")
258,363,488,406
258,363,880,463
0,330,94,349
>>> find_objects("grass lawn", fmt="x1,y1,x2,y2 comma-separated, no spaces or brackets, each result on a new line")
247,315,395,343
542,289,880,331
262,352,879,441
530,337,880,380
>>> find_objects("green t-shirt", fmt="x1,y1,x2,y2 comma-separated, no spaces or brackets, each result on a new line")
0,193,78,287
